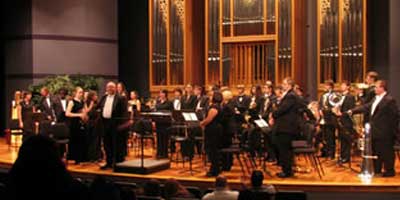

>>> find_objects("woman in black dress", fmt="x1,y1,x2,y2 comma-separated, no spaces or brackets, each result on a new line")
18,91,35,142
155,89,173,158
85,90,102,162
200,91,223,177
220,89,236,171
66,87,88,164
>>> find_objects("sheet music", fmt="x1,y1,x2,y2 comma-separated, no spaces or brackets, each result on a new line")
254,119,269,128
182,112,198,121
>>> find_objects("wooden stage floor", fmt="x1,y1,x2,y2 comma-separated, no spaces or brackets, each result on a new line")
1,138,400,193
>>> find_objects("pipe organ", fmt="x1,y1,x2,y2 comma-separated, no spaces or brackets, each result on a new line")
206,0,307,88
318,0,367,86
148,0,366,92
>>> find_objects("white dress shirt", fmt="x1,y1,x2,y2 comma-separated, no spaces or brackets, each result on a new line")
371,92,386,116
173,98,181,110
46,97,51,108
202,189,239,200
61,99,67,111
102,95,115,119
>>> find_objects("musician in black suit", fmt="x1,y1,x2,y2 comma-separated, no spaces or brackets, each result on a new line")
260,84,277,162
98,81,128,169
319,80,337,159
233,85,251,123
172,88,183,111
358,71,379,124
270,77,301,178
334,81,356,164
38,87,57,121
360,71,378,104
155,89,173,158
349,80,399,177
194,85,209,120
182,84,197,110
54,88,69,123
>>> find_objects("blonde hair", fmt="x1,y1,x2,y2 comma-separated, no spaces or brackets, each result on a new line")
222,89,233,102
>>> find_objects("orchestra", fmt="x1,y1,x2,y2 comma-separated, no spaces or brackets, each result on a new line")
8,70,400,178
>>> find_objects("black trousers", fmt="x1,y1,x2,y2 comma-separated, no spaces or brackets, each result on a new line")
372,139,395,174
103,118,125,165
263,129,276,160
322,125,336,158
155,122,170,159
339,127,354,161
276,132,295,174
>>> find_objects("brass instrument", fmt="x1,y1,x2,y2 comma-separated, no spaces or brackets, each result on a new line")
358,123,377,183
245,96,257,123
249,96,257,109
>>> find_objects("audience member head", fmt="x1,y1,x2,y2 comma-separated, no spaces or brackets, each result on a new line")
374,80,387,95
365,71,379,85
215,175,228,190
251,170,264,188
90,176,121,200
143,179,161,197
7,135,75,199
106,82,117,95
164,178,190,199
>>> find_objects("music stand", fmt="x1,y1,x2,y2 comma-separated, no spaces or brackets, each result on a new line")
180,111,201,175
114,113,171,174
32,112,45,135
254,118,272,175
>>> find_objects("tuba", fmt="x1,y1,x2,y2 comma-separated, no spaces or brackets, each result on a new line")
328,92,343,108
358,123,377,183
328,92,344,116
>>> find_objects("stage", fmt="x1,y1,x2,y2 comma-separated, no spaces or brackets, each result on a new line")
1,138,400,193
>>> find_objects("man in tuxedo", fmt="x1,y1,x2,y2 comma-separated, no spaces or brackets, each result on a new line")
172,88,183,111
98,81,128,169
194,85,209,120
360,71,378,104
335,81,356,164
319,80,337,159
349,80,399,177
38,87,57,121
359,71,379,124
270,77,301,178
54,88,69,123
182,84,197,110
260,84,277,162
233,85,251,126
